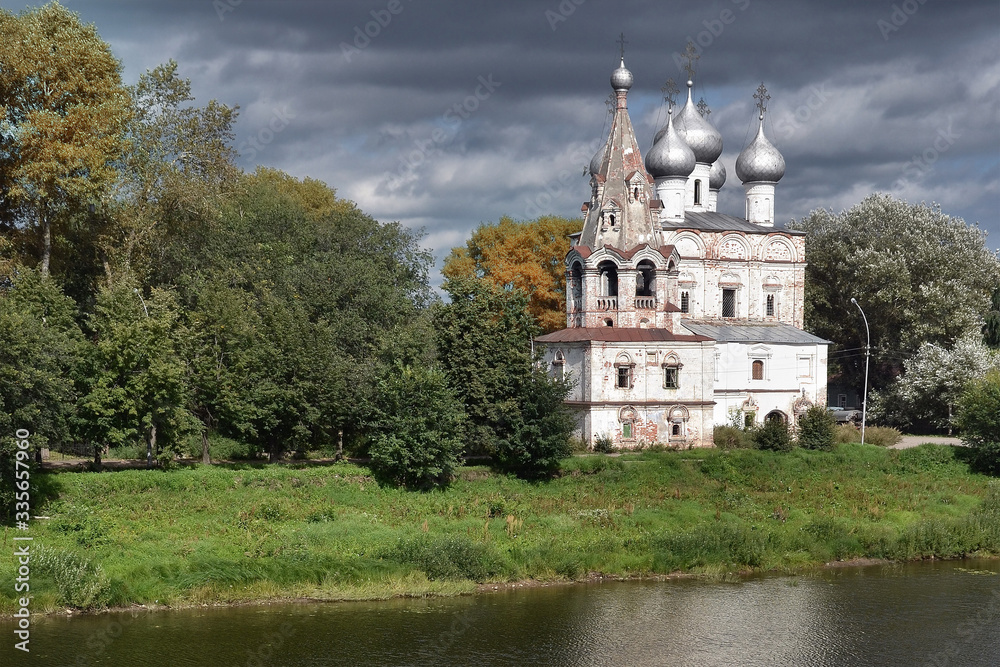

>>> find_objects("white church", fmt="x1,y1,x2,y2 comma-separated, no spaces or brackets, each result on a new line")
536,53,829,448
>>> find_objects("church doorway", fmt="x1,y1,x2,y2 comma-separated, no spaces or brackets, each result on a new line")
764,410,787,424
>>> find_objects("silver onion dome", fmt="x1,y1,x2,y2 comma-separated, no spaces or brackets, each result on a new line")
611,58,633,91
589,140,606,176
736,115,785,183
675,81,723,164
645,111,696,179
709,159,727,190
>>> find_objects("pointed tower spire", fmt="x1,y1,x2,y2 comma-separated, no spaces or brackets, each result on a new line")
579,49,657,251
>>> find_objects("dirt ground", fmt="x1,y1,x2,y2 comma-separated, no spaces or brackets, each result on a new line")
890,435,964,449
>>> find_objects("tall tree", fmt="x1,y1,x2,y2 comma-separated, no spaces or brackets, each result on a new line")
984,287,1000,350
77,282,197,463
790,194,1000,393
0,270,85,449
0,2,132,277
175,173,433,460
435,277,573,475
111,60,239,285
443,216,581,333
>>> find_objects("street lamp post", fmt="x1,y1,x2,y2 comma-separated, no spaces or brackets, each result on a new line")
850,297,870,446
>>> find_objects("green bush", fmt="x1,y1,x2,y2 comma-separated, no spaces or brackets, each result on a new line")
383,534,505,581
797,406,836,450
863,426,902,447
754,418,793,451
490,370,575,478
834,424,861,444
956,371,1000,475
713,425,753,450
593,433,616,453
33,547,110,609
183,433,257,461
366,364,465,490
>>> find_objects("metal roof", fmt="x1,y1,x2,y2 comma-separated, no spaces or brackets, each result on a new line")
680,320,829,344
663,211,805,236
536,327,712,344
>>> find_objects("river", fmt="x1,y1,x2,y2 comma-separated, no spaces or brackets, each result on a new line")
3,558,999,666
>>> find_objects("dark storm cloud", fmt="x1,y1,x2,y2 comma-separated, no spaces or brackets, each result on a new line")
8,0,1000,274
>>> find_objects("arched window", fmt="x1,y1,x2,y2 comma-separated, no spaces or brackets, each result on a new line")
598,261,618,297
694,180,702,206
570,262,583,311
766,293,775,317
615,354,634,389
752,359,764,380
636,260,656,297
680,291,690,313
662,355,682,389
551,350,566,381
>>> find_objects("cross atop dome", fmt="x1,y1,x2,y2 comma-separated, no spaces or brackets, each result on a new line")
754,82,770,119
697,98,711,118
617,32,628,60
681,41,699,82
662,78,680,109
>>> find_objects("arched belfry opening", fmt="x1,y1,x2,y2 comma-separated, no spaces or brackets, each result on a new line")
570,262,583,311
598,261,619,297
636,260,656,297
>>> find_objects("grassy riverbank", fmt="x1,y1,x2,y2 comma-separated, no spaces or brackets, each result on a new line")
3,443,999,615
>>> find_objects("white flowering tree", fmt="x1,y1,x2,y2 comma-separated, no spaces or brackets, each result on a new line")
871,334,1000,433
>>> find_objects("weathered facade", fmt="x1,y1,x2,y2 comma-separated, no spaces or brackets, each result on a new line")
536,56,828,448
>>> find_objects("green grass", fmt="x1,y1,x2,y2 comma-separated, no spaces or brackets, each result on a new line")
2,443,998,614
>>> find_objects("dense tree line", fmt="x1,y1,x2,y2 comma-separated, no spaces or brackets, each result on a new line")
0,3,574,511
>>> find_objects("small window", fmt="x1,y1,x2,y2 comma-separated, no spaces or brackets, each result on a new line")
744,412,755,429
663,367,679,389
680,291,690,313
694,180,702,206
604,318,614,327
671,424,681,436
552,353,565,381
617,366,632,388
752,359,764,380
766,294,775,317
722,288,736,318
622,422,632,439
838,394,847,408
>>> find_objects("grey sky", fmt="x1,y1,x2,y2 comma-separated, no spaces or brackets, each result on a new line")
14,0,999,277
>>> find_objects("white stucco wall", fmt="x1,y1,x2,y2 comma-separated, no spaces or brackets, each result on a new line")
711,341,828,426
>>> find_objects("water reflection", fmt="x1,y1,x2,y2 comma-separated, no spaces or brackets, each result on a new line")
3,559,998,666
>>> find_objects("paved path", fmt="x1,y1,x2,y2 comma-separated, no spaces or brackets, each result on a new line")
890,435,963,449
